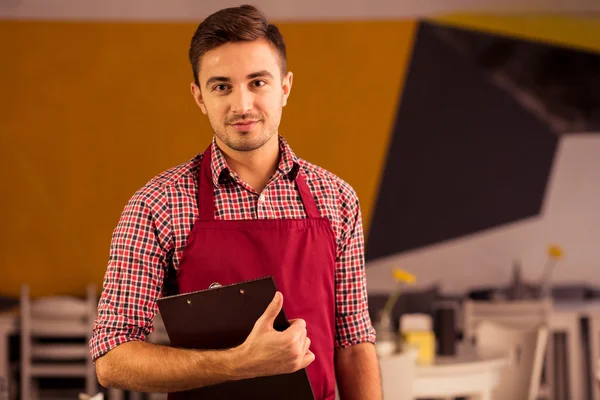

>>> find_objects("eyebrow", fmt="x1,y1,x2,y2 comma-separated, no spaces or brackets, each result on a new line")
247,70,274,80
205,70,275,89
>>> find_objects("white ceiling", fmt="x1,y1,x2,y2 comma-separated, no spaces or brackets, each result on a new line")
1,0,600,21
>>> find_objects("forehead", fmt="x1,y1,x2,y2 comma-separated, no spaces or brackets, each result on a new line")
198,39,281,82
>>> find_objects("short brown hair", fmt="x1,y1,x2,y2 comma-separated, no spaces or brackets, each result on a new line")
189,4,287,86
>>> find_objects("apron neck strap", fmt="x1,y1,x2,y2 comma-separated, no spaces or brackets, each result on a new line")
294,172,321,219
197,145,322,220
198,145,216,221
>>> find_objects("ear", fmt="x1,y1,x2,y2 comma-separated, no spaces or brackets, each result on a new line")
281,71,293,107
190,82,207,115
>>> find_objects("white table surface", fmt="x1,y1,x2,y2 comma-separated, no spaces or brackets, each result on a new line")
413,344,509,400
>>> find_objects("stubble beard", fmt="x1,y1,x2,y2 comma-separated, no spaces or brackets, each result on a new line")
210,115,279,153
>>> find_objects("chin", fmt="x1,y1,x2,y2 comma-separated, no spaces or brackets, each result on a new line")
229,135,269,152
215,126,276,152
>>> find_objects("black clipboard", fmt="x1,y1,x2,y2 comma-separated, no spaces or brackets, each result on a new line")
156,276,316,399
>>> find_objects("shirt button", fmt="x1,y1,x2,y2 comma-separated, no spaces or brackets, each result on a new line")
258,194,265,202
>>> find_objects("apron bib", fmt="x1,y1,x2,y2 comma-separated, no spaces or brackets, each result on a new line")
173,145,337,399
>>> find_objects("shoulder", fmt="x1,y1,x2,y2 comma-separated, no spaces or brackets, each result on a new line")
298,158,360,209
125,153,203,211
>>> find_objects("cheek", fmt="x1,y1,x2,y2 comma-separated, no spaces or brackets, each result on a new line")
258,95,283,116
205,102,228,122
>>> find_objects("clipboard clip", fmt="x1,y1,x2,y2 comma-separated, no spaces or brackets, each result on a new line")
208,282,244,295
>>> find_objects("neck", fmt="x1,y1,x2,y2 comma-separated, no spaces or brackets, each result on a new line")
216,134,280,194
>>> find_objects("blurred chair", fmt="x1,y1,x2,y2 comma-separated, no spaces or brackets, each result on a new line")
597,367,600,400
588,314,600,400
463,299,552,339
20,284,98,399
475,320,548,400
463,299,553,399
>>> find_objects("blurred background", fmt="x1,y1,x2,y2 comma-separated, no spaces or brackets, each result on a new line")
1,0,600,399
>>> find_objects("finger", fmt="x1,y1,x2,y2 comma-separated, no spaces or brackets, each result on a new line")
289,318,306,331
300,350,316,369
301,336,311,355
287,320,307,343
256,292,283,329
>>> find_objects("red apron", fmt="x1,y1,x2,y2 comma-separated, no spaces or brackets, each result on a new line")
175,144,337,399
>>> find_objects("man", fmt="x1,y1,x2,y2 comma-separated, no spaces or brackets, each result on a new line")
91,4,381,399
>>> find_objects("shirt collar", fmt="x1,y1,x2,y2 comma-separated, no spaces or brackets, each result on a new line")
210,136,300,188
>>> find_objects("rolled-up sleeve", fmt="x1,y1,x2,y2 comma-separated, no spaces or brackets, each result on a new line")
90,187,171,361
334,185,376,349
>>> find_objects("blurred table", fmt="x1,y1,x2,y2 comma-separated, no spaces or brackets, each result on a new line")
414,344,509,400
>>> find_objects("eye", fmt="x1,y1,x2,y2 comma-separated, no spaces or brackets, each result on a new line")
213,84,229,92
252,80,266,88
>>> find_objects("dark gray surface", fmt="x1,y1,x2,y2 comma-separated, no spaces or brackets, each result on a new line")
367,21,558,260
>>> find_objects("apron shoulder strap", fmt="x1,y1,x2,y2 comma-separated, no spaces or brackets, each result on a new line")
198,144,322,220
295,170,322,219
197,146,216,221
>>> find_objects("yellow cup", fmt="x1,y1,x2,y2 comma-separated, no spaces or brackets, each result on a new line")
402,330,435,365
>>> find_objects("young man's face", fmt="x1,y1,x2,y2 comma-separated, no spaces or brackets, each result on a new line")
191,38,292,153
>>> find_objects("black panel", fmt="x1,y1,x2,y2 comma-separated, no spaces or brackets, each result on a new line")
433,24,600,133
366,22,559,260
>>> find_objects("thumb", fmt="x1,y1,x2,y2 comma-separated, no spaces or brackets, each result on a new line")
257,291,283,330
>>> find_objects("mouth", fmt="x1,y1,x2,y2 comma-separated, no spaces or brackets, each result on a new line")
230,120,259,132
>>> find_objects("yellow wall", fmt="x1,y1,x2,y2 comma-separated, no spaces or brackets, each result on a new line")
431,15,600,53
0,20,416,297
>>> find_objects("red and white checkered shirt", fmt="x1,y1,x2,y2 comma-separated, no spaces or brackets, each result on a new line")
90,136,375,361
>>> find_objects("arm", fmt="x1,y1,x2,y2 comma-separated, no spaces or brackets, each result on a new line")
335,343,381,400
95,289,314,392
90,190,173,389
333,183,382,399
95,341,242,392
96,292,315,392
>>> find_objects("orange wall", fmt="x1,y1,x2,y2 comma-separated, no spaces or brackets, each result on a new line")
0,20,416,297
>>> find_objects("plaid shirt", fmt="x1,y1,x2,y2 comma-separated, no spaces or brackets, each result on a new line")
90,136,375,361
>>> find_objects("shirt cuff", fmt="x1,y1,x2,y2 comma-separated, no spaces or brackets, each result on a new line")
89,326,147,361
335,309,377,349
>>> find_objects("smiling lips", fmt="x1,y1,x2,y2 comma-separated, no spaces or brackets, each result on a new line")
231,120,258,132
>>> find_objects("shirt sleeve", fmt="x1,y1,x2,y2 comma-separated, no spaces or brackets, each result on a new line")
334,185,376,349
89,188,171,361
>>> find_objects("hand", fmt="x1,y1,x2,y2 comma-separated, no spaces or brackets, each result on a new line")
237,292,315,378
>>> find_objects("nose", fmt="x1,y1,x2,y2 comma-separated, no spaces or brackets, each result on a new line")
230,87,253,115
